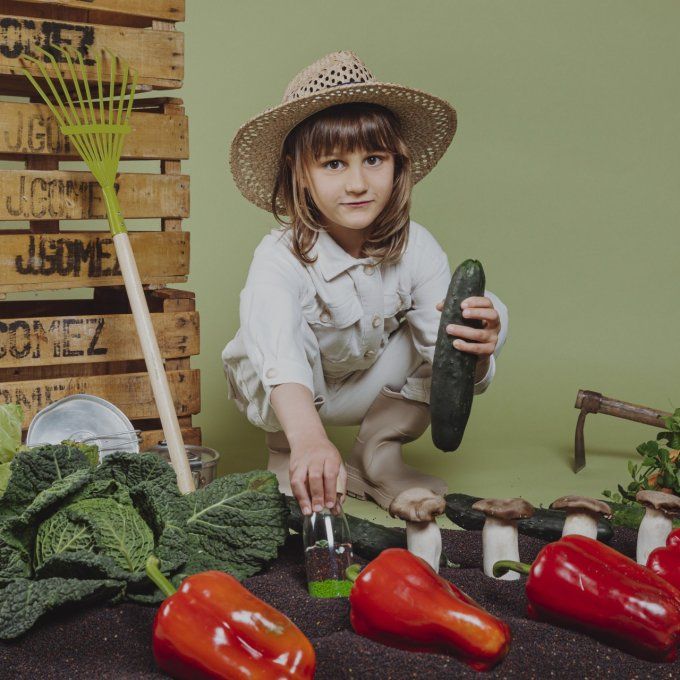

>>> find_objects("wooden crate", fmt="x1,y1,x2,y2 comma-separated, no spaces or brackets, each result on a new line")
0,71,200,450
0,287,201,448
0,0,184,95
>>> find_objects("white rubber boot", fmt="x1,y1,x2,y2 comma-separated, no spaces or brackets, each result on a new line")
345,386,447,512
265,430,293,496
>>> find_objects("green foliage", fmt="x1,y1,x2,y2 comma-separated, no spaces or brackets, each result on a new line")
0,447,288,639
61,440,100,467
0,577,122,640
0,404,22,464
0,463,10,497
657,408,680,450
603,408,680,524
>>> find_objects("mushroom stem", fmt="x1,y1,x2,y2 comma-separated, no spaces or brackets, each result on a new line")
637,507,673,564
562,512,599,539
482,517,520,580
406,520,442,572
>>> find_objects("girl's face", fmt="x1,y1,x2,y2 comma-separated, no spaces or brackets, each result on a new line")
305,148,395,237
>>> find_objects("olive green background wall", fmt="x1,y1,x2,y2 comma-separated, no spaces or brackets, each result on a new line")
179,1,678,521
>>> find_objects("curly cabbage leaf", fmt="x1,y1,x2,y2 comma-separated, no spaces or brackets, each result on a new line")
165,470,288,580
0,577,122,640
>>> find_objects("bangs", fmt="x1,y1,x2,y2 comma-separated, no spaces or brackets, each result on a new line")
294,103,403,161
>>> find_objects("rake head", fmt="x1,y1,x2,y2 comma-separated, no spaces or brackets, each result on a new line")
22,46,139,188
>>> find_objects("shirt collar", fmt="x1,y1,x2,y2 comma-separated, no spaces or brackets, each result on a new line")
313,230,376,281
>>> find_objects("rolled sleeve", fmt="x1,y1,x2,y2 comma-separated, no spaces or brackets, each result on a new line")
240,243,315,403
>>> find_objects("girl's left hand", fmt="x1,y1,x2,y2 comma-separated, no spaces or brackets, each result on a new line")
435,296,500,359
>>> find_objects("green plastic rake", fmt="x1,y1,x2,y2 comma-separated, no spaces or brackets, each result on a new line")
22,46,195,494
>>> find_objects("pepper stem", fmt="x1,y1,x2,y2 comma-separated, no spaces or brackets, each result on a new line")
145,555,177,598
492,560,531,578
345,563,362,583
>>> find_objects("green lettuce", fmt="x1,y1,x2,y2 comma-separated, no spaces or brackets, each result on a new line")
0,404,22,464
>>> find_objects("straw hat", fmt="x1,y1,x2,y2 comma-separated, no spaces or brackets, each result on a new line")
229,50,457,213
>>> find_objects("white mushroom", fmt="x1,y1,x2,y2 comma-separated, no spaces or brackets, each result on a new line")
550,495,611,539
636,490,680,564
472,498,535,581
389,487,445,573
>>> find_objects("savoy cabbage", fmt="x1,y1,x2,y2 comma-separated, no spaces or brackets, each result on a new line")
0,445,289,639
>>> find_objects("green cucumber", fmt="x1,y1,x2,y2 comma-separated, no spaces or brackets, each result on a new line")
431,259,486,452
445,493,614,543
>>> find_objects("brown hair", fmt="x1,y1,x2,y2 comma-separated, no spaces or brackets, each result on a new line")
271,103,412,265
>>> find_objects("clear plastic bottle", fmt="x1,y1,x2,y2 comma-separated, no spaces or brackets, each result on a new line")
302,507,354,598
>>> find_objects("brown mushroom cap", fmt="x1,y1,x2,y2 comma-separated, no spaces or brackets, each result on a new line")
471,497,534,521
636,490,680,516
389,487,445,522
550,495,612,518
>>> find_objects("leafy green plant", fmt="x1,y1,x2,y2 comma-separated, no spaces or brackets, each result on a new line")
0,404,22,464
0,404,23,495
0,445,289,639
603,408,680,506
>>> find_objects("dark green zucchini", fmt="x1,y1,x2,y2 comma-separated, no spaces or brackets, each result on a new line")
286,498,454,567
431,260,486,452
445,493,614,543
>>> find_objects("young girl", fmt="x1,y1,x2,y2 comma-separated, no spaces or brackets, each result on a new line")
223,51,508,521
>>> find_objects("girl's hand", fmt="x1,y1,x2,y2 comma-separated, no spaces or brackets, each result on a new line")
435,295,500,366
289,435,346,516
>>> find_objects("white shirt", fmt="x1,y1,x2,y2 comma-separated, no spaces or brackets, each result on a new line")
223,220,508,404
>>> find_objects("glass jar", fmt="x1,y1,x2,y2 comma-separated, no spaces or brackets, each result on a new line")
302,507,354,598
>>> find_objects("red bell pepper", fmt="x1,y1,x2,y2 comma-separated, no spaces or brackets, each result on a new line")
561,533,680,609
348,548,511,672
494,535,680,662
648,528,680,592
146,557,316,680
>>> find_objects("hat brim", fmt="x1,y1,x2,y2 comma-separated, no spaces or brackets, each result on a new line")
229,81,457,213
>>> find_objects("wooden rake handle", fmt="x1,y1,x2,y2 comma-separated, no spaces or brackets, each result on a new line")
573,389,672,474
114,232,195,494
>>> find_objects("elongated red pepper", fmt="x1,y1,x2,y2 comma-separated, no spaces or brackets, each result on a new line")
348,548,511,671
648,528,680,591
146,557,316,680
494,536,680,662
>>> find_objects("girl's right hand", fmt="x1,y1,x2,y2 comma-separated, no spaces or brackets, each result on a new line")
289,436,346,516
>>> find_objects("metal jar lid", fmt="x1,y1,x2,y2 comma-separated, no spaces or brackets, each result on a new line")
26,394,140,460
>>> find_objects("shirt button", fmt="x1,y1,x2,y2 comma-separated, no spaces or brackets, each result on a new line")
371,314,382,328
364,349,376,358
320,310,331,323
265,368,277,379
363,264,375,276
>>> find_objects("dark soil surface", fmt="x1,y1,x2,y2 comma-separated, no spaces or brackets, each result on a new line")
1,527,679,679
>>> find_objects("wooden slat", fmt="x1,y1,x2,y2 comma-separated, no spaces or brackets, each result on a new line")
0,170,189,220
0,14,183,89
0,230,189,292
6,0,185,22
0,101,188,160
0,310,199,368
139,426,200,452
7,368,200,428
